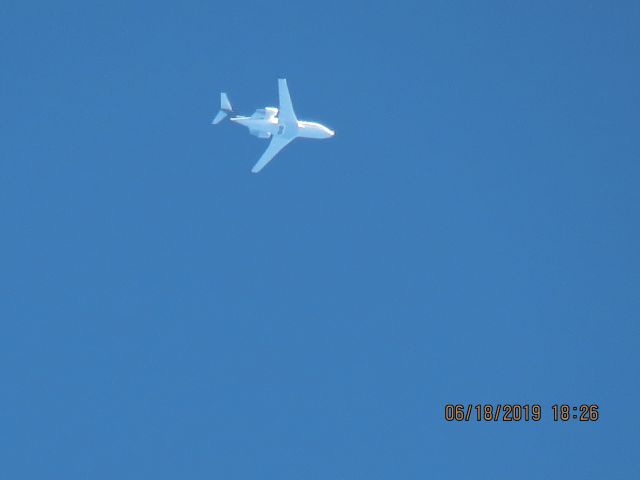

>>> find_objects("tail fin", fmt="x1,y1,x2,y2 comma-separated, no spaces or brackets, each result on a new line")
212,92,233,124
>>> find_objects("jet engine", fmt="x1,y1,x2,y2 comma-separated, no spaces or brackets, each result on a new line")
250,107,279,120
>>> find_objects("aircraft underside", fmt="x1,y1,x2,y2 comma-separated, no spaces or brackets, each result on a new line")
212,79,334,173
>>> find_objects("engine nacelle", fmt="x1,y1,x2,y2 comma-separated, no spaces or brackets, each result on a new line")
264,107,278,118
251,107,278,120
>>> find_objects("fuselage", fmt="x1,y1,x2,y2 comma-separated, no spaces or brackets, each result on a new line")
230,108,335,140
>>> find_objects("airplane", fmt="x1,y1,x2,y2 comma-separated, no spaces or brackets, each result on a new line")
212,78,335,173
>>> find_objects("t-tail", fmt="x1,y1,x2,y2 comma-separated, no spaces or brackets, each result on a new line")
212,92,233,124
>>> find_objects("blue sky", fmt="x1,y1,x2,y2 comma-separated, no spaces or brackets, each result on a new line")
1,1,639,478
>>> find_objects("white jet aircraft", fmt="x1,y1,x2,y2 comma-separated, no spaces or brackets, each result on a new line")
212,79,335,173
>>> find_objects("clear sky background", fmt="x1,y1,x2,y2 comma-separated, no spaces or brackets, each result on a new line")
1,1,639,478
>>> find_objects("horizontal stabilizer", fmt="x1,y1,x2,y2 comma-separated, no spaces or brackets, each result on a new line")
212,110,228,124
221,92,232,112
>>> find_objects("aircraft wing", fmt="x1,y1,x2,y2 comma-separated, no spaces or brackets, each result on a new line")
251,135,295,173
277,78,298,126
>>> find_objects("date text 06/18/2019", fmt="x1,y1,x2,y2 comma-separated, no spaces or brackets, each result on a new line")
444,404,599,422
